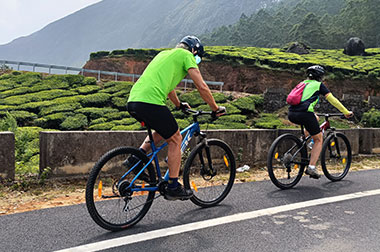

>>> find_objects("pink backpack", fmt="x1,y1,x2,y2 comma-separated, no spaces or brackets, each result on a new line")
286,81,307,105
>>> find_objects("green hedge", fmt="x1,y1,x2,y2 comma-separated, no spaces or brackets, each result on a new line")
39,103,83,116
35,112,74,129
180,91,204,107
60,114,88,130
80,93,111,107
254,113,285,129
75,107,119,120
361,108,380,127
75,85,101,94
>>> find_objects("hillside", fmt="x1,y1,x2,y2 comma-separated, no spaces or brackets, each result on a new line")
202,0,380,49
0,0,277,67
85,46,380,97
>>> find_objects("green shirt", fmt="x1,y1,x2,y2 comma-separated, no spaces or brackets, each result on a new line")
128,48,198,106
301,79,322,112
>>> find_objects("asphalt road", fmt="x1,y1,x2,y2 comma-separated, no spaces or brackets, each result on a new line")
1,169,380,252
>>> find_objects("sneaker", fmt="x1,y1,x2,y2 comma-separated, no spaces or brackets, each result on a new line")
305,166,321,179
164,183,193,201
123,155,151,183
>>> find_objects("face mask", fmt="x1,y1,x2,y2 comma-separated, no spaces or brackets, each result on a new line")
195,55,202,65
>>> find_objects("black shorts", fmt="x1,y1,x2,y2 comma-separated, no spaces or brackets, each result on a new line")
288,111,321,136
127,102,178,139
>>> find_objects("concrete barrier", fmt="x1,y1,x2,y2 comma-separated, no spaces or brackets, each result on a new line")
39,128,380,178
0,132,15,180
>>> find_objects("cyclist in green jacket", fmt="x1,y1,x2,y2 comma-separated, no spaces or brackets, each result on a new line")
126,36,225,200
288,65,353,179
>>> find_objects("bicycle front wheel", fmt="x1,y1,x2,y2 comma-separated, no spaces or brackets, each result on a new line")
267,134,307,189
183,139,236,207
321,132,352,181
85,147,156,231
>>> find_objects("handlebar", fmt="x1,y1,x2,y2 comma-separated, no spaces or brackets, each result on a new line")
185,108,213,116
316,113,357,123
316,113,345,118
183,108,225,121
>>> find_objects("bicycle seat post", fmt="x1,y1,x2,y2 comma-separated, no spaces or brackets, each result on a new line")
300,125,306,140
141,121,157,152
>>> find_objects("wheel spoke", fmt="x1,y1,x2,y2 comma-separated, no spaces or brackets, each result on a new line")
267,134,306,189
183,139,236,207
321,133,351,181
86,147,156,231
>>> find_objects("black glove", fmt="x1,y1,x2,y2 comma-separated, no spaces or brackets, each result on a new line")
176,102,190,113
211,106,226,119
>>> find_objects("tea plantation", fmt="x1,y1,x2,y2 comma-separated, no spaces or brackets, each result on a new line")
0,71,271,174
91,46,380,79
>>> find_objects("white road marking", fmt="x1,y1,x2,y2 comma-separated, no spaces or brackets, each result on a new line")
55,189,380,252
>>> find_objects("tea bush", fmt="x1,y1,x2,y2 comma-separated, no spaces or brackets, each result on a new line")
254,113,285,129
75,107,119,120
75,85,101,94
180,91,204,107
60,114,88,130
88,122,116,130
39,103,83,116
80,93,111,107
361,108,380,127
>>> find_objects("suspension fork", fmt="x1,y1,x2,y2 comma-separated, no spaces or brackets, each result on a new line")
327,130,341,158
196,133,216,176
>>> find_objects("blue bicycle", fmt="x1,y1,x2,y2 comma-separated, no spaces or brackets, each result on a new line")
85,109,236,231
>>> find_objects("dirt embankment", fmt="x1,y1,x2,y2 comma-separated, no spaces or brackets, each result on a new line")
83,57,380,98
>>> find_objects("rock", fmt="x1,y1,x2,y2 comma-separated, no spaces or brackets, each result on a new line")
283,42,310,55
343,37,367,56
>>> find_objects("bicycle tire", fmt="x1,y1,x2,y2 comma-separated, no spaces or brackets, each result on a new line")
267,133,307,189
85,147,156,231
183,139,236,207
321,132,352,181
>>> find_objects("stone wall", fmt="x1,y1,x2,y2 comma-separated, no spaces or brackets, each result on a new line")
39,128,380,178
0,132,15,180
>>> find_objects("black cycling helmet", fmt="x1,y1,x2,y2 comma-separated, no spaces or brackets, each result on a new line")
180,35,204,57
306,65,325,81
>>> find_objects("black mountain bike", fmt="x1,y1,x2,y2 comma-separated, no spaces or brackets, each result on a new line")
267,113,352,189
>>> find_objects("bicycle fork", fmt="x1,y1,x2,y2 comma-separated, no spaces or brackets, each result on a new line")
197,136,217,180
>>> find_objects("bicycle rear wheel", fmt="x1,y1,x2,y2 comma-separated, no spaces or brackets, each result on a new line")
85,147,156,231
183,139,236,207
321,132,351,181
267,134,307,189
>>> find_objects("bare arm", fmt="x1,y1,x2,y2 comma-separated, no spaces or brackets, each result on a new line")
188,68,218,111
168,90,181,108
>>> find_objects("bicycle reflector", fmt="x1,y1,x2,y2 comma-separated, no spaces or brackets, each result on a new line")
331,141,335,147
191,181,198,192
223,155,229,167
275,152,279,159
98,180,103,197
294,164,298,170
342,158,346,164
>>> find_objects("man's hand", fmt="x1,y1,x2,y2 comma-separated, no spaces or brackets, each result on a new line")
177,102,191,112
345,111,354,118
212,106,226,118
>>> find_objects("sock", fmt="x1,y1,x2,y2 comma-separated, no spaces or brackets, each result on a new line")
139,148,146,154
308,165,316,170
168,177,179,189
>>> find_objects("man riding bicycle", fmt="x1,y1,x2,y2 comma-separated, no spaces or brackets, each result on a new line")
126,35,225,200
288,65,353,179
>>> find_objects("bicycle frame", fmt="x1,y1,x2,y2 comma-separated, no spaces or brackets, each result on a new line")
287,113,340,167
120,120,203,193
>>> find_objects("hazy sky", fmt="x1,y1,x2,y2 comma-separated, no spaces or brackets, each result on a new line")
0,0,102,45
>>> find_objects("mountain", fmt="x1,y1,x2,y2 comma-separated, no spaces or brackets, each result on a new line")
0,0,279,67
